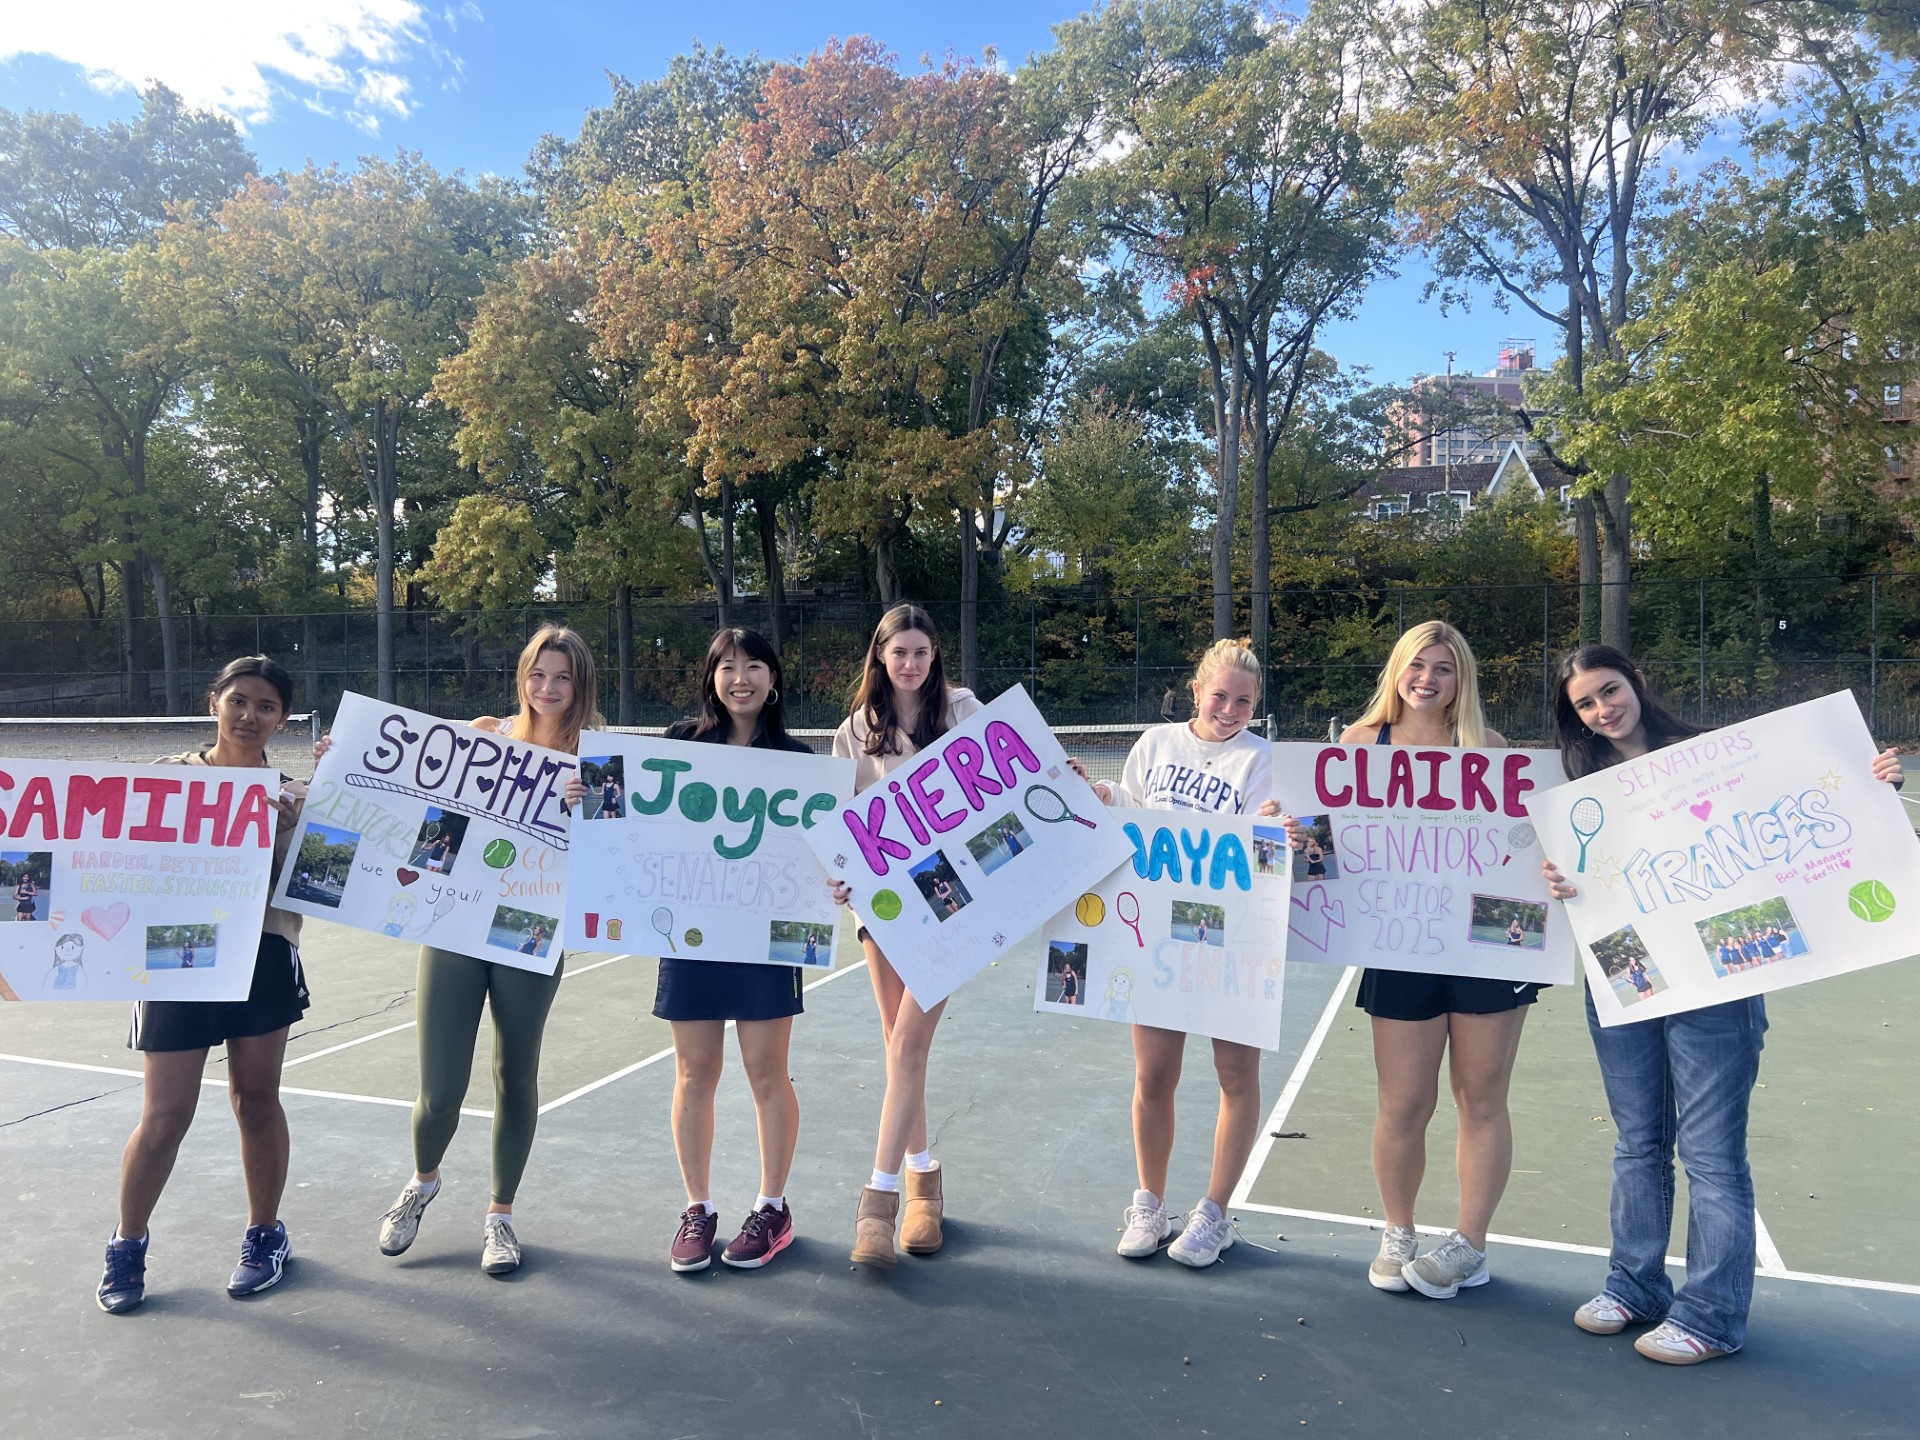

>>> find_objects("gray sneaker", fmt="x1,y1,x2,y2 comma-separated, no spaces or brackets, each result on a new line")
378,1179,438,1256
1167,1202,1235,1268
481,1218,521,1276
1117,1190,1177,1258
1402,1230,1488,1299
1368,1225,1417,1292
1574,1292,1638,1334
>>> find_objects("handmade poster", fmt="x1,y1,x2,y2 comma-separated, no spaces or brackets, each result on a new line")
804,685,1133,1008
272,693,577,972
1270,742,1573,984
1037,809,1290,1048
1532,692,1920,1026
564,738,853,967
0,760,277,1001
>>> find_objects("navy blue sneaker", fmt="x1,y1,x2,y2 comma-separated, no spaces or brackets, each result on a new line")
97,1234,148,1314
228,1222,291,1297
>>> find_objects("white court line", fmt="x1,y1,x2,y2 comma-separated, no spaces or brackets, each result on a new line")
280,953,635,1070
1228,966,1359,1209
535,957,869,1116
1231,1199,1920,1298
0,1051,489,1118
1754,1209,1788,1275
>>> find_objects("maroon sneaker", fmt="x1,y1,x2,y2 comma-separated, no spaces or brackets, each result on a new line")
670,1205,719,1272
721,1203,795,1270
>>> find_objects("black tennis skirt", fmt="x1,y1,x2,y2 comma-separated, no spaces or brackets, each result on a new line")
130,935,310,1052
654,956,803,1023
1356,966,1543,1023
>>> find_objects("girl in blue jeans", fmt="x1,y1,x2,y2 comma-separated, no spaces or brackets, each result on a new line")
1542,645,1903,1365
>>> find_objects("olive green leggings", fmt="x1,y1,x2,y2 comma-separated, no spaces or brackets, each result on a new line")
412,946,565,1205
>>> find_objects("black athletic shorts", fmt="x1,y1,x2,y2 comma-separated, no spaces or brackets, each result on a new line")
1356,966,1543,1023
130,935,309,1052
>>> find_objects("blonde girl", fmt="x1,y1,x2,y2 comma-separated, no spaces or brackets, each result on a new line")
832,604,981,1269
1342,620,1531,1300
376,626,598,1276
1088,639,1286,1268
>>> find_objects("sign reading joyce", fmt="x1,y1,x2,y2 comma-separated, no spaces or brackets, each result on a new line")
805,685,1133,1009
565,738,853,967
0,760,277,1002
1270,742,1573,985
1037,809,1290,1049
1533,692,1920,1026
272,693,577,972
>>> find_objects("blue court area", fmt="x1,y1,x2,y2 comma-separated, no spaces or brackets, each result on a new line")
3,907,1916,1438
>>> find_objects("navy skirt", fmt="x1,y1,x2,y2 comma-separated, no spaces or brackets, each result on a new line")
654,957,803,1023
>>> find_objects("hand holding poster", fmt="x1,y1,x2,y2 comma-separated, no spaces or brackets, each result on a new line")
1038,808,1290,1048
1532,692,1920,1025
1270,742,1573,985
565,738,853,966
0,761,278,1001
273,694,577,971
804,686,1134,1008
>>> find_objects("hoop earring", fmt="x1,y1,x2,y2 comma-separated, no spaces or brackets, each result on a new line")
768,687,779,705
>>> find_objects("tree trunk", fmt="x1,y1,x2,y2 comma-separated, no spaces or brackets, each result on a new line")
1574,496,1600,644
1206,324,1244,641
146,556,183,715
873,529,902,607
1250,437,1271,666
755,493,787,648
687,485,731,625
615,582,637,725
959,506,980,690
369,404,400,703
719,477,737,627
1595,475,1632,653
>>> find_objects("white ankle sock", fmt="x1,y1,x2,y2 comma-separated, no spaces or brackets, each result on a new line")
756,1195,785,1212
412,1175,440,1196
905,1150,935,1172
868,1169,901,1193
485,1212,512,1228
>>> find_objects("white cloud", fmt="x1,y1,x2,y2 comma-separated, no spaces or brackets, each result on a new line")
1,1,458,134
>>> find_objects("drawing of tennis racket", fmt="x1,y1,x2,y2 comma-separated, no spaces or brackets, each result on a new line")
1569,799,1604,873
1116,891,1144,947
652,906,674,948
1024,784,1098,829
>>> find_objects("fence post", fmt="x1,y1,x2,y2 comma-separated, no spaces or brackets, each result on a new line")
1133,596,1141,723
1541,583,1551,742
424,608,432,711
1697,579,1707,722
1870,572,1880,733
795,603,806,729
1029,599,1037,697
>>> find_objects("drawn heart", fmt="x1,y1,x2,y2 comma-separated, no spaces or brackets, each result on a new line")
1690,801,1713,820
1288,884,1337,952
83,902,130,940
396,868,420,886
400,729,419,743
1840,858,1851,868
476,777,496,793
1321,899,1345,928
515,775,536,790
454,737,471,750
422,755,444,772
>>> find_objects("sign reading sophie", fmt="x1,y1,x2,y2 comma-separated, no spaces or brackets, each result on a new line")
1533,692,1920,1025
805,686,1133,1009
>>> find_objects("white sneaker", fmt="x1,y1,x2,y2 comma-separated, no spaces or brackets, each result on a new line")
1117,1189,1176,1258
1573,1292,1638,1335
1401,1230,1489,1299
1368,1225,1417,1291
481,1217,521,1276
1634,1319,1727,1365
1167,1201,1235,1268
378,1179,438,1256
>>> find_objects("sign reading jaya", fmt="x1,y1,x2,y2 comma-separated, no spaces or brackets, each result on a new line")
1038,808,1290,1048
565,737,853,967
272,693,577,972
1270,742,1573,985
1533,692,1920,1025
0,760,278,1002
805,685,1133,1009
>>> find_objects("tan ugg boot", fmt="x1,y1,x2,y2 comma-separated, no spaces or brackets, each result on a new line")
900,1164,944,1255
850,1187,899,1268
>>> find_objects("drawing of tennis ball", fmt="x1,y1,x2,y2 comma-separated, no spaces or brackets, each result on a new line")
483,839,517,868
870,889,903,922
684,928,704,947
1074,893,1106,926
1847,880,1897,923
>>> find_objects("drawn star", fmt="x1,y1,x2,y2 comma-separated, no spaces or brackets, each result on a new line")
1819,769,1844,793
1590,854,1626,890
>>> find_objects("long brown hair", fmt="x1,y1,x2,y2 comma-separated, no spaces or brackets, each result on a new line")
849,603,951,757
509,626,604,753
1552,644,1703,780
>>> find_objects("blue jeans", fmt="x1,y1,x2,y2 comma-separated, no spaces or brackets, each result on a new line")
1584,983,1767,1353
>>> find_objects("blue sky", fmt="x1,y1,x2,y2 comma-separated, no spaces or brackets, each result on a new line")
2,1,1541,385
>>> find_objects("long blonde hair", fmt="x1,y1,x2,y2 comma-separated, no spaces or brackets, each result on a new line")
510,625,604,753
1353,620,1489,747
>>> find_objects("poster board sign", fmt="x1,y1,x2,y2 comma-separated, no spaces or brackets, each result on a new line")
804,685,1133,1008
1532,692,1920,1025
564,737,853,966
1270,742,1573,984
271,693,577,972
1037,809,1289,1048
0,760,277,1001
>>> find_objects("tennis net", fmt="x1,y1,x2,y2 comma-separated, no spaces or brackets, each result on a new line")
0,715,322,774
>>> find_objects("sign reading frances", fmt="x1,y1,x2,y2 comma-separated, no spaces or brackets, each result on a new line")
271,693,578,972
804,685,1133,1009
1270,741,1573,985
0,760,279,1002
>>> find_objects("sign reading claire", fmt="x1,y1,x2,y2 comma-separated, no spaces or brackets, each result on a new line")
805,685,1133,1009
271,693,577,972
565,737,853,967
0,760,277,1002
1038,808,1290,1049
1269,742,1573,985
1533,692,1920,1026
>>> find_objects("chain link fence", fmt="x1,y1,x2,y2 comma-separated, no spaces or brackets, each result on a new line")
3,573,1917,743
